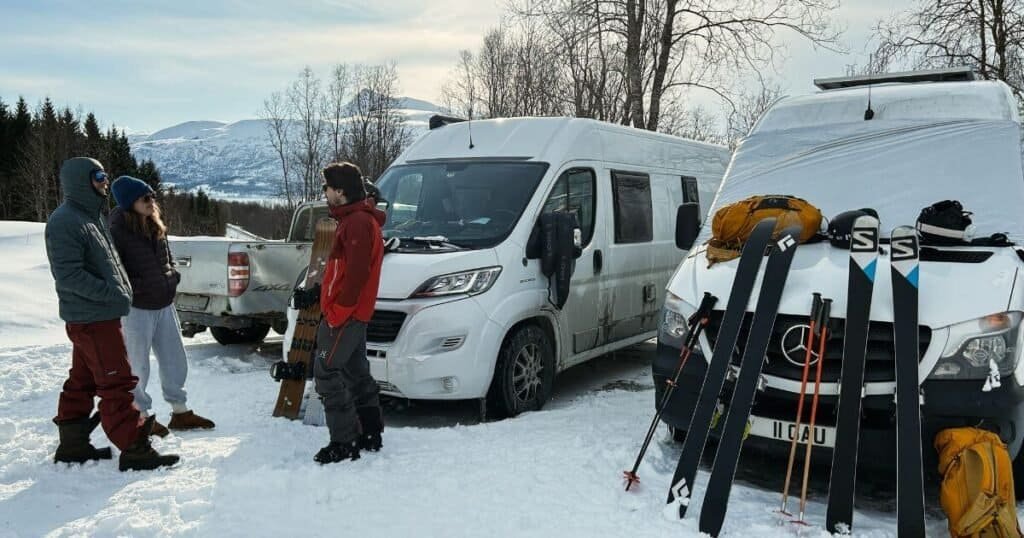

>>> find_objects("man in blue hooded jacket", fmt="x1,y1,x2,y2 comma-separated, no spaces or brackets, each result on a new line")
45,157,179,471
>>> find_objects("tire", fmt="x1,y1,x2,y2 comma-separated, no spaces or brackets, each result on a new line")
487,324,556,418
210,324,271,345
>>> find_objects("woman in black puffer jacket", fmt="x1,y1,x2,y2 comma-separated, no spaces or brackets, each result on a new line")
109,176,214,437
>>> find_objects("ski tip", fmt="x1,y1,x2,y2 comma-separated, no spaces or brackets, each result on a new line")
852,214,880,228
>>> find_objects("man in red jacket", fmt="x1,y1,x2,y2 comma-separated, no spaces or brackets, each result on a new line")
294,161,386,464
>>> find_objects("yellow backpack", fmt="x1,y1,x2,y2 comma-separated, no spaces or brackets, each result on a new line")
935,427,1022,538
706,195,822,266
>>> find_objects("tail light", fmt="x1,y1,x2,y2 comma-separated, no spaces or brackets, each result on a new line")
228,252,250,297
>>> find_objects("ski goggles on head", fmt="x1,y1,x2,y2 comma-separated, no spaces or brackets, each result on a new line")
90,170,109,183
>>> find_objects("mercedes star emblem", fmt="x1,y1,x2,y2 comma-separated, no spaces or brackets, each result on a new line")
780,324,820,367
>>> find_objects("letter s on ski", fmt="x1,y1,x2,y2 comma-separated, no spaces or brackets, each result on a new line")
851,228,877,251
891,236,916,260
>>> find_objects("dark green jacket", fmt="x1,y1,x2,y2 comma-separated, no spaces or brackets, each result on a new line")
45,157,132,323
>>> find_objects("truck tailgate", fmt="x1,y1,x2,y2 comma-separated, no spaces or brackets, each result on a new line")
170,237,233,296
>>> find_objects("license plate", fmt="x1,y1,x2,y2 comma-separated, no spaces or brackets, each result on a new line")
747,416,836,448
176,294,209,312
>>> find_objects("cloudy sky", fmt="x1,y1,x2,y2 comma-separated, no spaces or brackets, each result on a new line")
0,0,908,133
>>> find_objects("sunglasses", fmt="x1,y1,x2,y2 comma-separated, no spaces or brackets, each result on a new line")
91,170,109,183
141,194,155,203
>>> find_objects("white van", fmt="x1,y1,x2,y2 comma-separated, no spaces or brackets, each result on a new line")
286,116,729,417
656,68,1024,474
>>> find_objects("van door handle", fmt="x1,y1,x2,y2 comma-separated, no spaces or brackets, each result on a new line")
593,249,603,274
643,283,656,303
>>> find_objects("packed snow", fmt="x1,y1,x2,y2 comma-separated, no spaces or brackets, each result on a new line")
0,221,1002,537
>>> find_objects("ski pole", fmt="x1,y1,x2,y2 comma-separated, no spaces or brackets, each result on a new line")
797,298,832,524
780,292,822,515
624,292,717,491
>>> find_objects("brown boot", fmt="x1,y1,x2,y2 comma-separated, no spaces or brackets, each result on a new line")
119,416,180,472
150,418,169,438
168,410,215,431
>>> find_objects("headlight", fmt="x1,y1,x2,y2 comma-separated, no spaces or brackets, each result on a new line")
929,312,1021,380
662,291,697,341
411,267,502,298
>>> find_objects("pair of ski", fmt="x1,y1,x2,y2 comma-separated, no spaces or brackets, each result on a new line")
824,218,925,537
665,217,801,537
664,216,925,537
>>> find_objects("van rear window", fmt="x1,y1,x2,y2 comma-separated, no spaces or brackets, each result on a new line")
611,171,653,244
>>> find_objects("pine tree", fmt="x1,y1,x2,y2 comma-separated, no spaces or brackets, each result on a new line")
136,159,162,192
83,113,102,158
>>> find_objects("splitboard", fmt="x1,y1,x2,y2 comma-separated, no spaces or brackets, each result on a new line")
272,217,336,419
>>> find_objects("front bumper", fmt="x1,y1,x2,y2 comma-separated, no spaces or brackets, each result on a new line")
366,296,505,400
654,337,1024,472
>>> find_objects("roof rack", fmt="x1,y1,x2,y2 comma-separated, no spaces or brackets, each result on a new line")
428,114,468,130
813,66,980,91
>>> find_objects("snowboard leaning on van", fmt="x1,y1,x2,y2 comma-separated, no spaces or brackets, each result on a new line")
272,217,337,419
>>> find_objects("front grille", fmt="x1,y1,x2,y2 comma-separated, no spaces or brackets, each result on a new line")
367,310,406,343
705,310,932,384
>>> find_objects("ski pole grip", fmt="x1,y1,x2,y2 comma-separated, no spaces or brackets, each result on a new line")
817,298,833,336
690,292,718,324
810,292,822,321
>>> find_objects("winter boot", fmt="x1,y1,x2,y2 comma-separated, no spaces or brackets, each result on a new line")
150,418,169,438
168,410,215,431
53,414,113,464
314,440,360,464
119,416,180,472
356,406,384,452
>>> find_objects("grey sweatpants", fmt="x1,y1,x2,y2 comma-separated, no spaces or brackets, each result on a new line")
122,304,189,414
313,320,380,443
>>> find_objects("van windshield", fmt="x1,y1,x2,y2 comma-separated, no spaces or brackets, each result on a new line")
698,119,1024,244
374,161,549,250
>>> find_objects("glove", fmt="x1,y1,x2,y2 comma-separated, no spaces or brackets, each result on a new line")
292,283,321,310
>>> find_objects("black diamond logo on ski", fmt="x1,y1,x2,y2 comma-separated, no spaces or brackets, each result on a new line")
777,235,796,251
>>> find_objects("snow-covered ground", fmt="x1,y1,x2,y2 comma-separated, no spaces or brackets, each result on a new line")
0,221,988,537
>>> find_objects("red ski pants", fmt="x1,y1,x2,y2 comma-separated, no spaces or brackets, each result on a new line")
55,319,142,450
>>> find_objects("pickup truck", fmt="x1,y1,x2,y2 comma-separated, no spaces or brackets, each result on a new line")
171,202,330,345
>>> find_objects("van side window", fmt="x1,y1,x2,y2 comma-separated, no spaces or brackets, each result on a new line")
611,171,653,243
542,168,596,246
681,175,699,205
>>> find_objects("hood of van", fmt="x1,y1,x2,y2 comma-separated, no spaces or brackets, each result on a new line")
378,248,501,300
668,242,1020,329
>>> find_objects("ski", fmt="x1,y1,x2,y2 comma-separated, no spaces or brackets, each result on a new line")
624,291,718,491
697,224,803,537
890,226,925,536
826,215,880,533
666,218,777,518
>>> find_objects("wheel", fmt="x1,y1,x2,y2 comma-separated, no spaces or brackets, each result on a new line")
210,324,271,345
487,324,556,418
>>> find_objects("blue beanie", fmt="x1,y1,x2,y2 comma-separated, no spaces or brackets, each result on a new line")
111,176,154,210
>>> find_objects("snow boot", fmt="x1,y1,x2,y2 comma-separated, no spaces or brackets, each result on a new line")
150,418,169,438
356,406,383,452
119,416,180,472
167,410,215,431
314,440,360,464
53,413,113,464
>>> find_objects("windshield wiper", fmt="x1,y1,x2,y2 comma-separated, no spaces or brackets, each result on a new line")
395,236,469,250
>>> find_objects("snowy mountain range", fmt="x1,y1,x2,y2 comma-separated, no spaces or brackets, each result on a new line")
129,97,442,201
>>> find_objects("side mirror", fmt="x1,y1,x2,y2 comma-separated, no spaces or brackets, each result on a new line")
675,203,700,250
